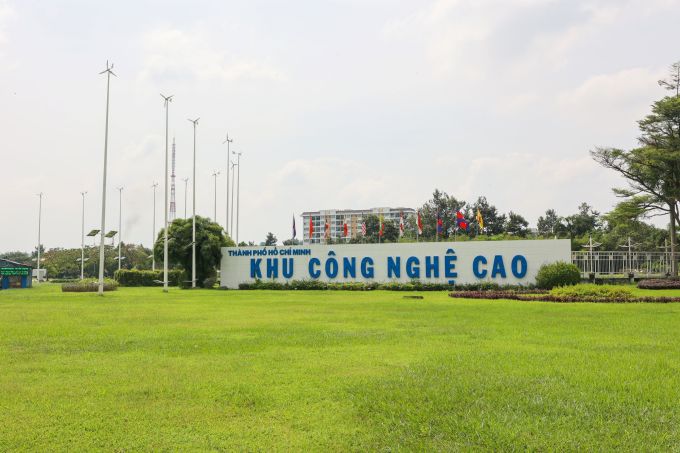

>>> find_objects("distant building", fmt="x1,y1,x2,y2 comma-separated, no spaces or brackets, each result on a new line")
301,207,416,244
0,258,33,289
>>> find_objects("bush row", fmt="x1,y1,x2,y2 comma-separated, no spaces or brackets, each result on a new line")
550,284,634,298
236,279,545,292
448,291,680,303
62,278,119,292
113,269,185,287
637,279,680,290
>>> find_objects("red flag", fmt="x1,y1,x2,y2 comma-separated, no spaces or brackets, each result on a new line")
417,211,423,235
324,218,330,238
343,222,348,237
399,212,404,237
309,216,314,238
456,211,468,231
361,222,367,236
379,215,384,237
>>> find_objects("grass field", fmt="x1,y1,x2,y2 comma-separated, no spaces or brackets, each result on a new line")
1,284,680,451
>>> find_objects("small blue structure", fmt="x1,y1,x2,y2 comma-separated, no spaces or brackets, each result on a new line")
0,258,33,289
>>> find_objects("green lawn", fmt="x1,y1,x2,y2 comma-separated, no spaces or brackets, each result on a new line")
1,285,679,451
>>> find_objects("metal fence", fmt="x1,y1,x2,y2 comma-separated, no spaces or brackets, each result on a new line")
571,251,675,277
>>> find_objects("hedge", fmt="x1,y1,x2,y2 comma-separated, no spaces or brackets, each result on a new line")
114,269,185,287
637,279,680,290
236,279,542,292
535,262,581,289
62,278,119,292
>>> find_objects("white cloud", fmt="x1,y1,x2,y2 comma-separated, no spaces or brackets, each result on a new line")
0,0,14,54
138,26,285,84
556,66,665,127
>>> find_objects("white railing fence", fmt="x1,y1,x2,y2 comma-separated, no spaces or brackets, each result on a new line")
571,251,675,277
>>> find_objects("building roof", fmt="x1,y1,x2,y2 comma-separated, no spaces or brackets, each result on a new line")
0,258,33,269
300,207,416,216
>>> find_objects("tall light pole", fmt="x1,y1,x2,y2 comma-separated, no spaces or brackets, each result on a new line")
223,133,233,234
188,118,199,288
182,177,189,219
98,61,115,295
80,191,87,280
212,170,220,222
230,159,236,238
233,151,243,244
117,186,123,271
161,93,173,293
151,182,158,271
36,192,43,282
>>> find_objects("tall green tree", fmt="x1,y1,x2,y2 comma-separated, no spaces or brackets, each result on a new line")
592,61,680,273
470,196,506,235
419,189,466,240
536,209,564,237
155,216,234,287
505,211,530,237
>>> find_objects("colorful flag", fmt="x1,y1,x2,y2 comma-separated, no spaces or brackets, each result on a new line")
379,215,385,237
417,211,423,235
436,214,443,235
309,216,314,238
361,222,367,236
343,220,348,237
456,211,468,231
476,209,484,230
399,211,404,237
324,217,330,239
292,215,297,239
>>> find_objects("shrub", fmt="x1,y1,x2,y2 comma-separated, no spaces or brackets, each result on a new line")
638,279,680,290
535,262,581,289
62,278,119,292
550,284,634,299
114,269,184,287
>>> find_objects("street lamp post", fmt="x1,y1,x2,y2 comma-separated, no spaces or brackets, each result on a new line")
212,170,220,222
161,93,173,293
151,182,158,271
117,186,123,271
36,192,43,282
182,177,189,219
223,133,233,234
80,191,87,280
98,61,115,296
188,118,199,289
233,151,243,244
230,160,236,239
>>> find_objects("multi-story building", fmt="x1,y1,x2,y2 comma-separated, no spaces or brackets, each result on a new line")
301,207,416,244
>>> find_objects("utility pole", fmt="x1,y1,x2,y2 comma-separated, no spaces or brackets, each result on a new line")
80,191,87,280
230,160,236,237
233,150,243,244
36,192,43,282
188,118,199,288
161,93,173,293
98,61,115,295
117,186,123,271
151,182,158,271
223,133,233,234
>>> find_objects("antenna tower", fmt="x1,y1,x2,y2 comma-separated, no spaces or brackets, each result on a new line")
170,137,177,221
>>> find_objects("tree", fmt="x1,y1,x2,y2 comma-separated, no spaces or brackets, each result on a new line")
155,216,233,287
536,209,563,237
350,215,399,243
592,62,680,273
283,238,302,246
505,211,530,237
0,251,31,265
264,232,278,246
419,189,466,240
563,203,601,238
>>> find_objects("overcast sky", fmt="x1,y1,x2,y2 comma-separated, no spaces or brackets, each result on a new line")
1,0,678,251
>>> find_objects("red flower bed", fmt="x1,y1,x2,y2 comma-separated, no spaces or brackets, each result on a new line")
448,291,680,303
637,279,680,290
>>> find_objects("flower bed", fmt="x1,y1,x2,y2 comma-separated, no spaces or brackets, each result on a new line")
637,279,680,290
62,278,119,292
448,290,680,303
